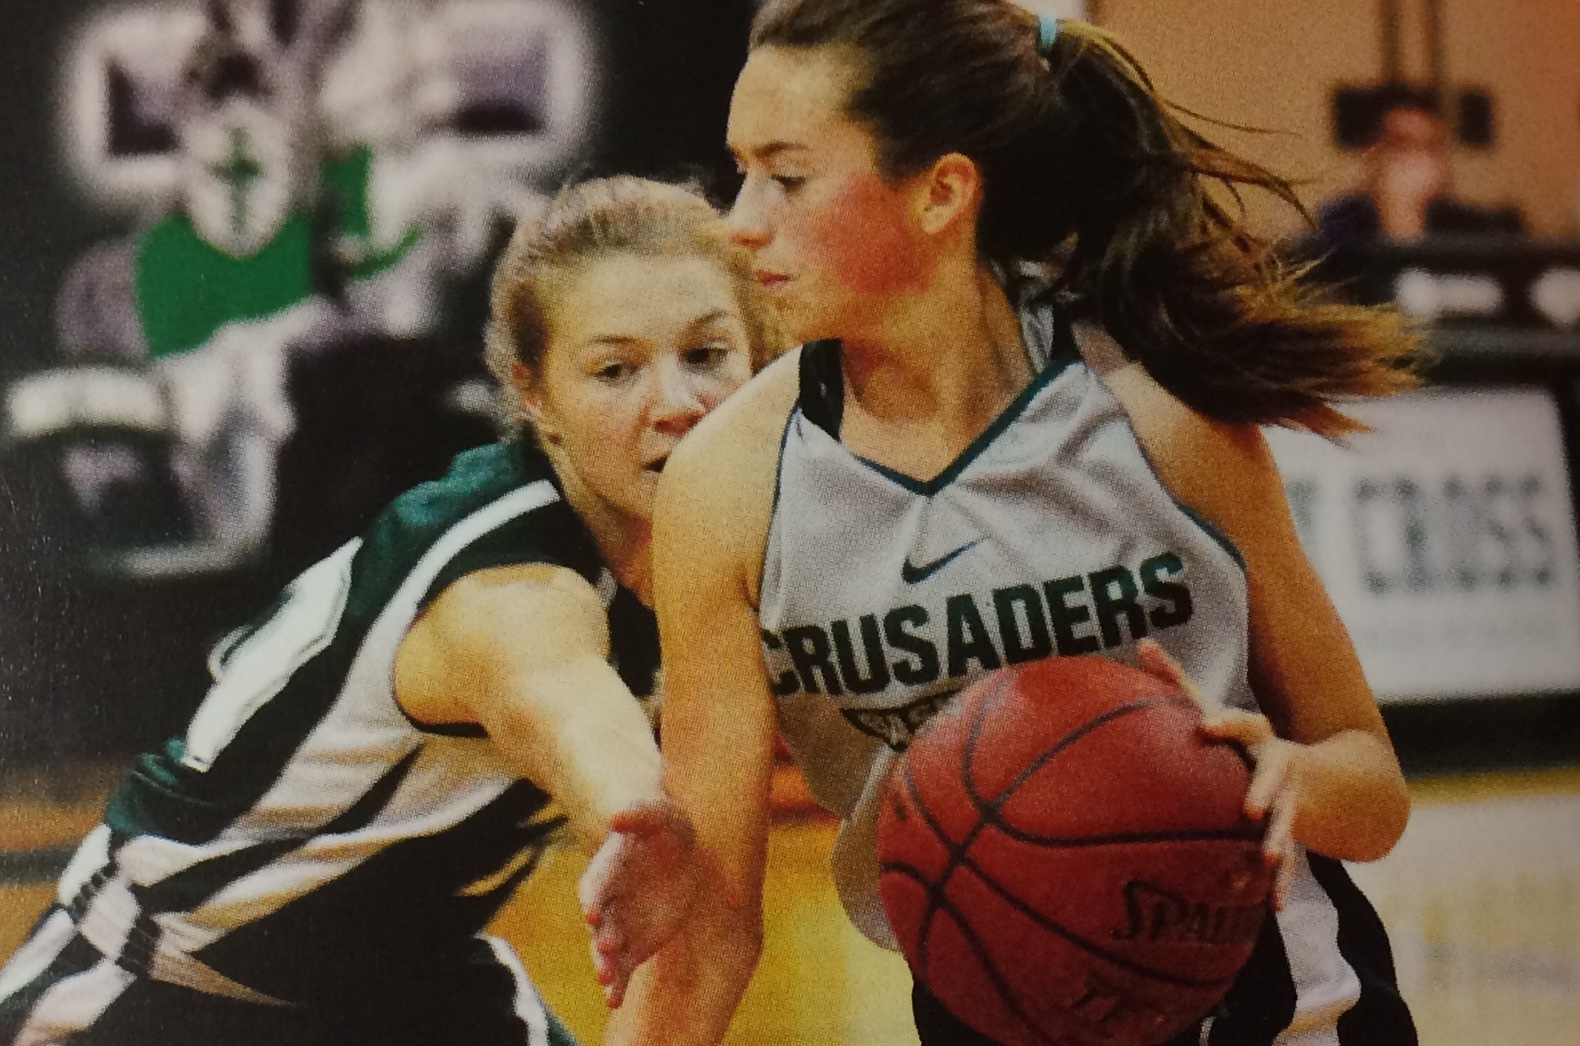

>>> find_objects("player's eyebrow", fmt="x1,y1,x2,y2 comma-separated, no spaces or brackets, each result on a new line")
580,333,651,350
682,309,740,335
579,310,738,351
589,310,737,345
729,141,810,163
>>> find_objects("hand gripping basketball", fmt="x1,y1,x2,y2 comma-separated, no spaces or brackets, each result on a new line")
578,798,698,1008
1136,639,1299,912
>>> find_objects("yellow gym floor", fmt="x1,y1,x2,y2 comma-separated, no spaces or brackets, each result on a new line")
2,768,1577,1045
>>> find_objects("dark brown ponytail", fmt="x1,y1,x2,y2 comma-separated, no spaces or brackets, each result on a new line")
752,0,1422,436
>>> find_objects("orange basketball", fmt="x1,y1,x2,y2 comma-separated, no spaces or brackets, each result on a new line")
877,656,1274,1046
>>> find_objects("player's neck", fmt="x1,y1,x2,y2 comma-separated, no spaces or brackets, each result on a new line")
840,264,1032,457
590,512,653,604
553,468,654,603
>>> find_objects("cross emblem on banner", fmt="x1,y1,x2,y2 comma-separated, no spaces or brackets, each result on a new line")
208,127,264,235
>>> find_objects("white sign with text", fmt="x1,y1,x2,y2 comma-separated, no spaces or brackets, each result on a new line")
1265,387,1580,702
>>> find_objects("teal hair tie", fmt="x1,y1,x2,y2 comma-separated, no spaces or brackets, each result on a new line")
1036,13,1061,54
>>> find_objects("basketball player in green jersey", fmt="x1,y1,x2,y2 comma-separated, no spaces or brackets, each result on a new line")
0,177,775,1046
585,4,1420,1045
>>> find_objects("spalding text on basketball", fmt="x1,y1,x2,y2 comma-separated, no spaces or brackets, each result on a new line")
1112,878,1264,947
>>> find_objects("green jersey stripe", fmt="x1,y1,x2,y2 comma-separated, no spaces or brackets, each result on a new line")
137,748,424,916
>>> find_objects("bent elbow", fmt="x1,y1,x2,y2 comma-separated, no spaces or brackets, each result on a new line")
1377,779,1412,858
1349,778,1411,863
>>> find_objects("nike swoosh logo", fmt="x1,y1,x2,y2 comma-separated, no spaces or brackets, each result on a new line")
901,540,981,585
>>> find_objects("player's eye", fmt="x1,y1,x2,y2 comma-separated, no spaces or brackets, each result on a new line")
683,343,734,369
593,360,635,383
771,174,806,193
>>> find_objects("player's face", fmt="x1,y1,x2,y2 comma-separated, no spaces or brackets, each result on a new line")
726,46,929,344
530,251,754,522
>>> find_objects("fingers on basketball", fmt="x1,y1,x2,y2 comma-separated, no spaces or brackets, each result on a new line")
1137,638,1195,694
1198,708,1277,754
1259,758,1301,910
1137,640,1290,910
1243,739,1290,820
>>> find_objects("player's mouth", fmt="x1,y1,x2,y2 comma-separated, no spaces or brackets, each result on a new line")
755,270,790,292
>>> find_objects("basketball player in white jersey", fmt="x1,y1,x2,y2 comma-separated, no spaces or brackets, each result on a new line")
0,177,774,1046
586,5,1421,1045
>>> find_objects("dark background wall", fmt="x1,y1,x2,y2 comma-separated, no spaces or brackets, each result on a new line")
0,0,752,761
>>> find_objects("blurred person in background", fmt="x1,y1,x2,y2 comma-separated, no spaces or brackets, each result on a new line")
1316,85,1523,251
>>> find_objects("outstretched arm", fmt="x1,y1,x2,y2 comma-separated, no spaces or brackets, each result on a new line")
394,563,665,848
590,361,797,1044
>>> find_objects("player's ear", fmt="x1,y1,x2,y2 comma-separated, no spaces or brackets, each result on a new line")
915,152,982,237
513,361,560,443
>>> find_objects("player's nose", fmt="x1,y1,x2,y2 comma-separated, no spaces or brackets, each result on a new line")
727,178,770,250
650,359,706,436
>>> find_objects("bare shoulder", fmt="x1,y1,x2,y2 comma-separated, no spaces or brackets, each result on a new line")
657,349,800,600
425,563,608,639
1082,333,1288,550
397,563,609,725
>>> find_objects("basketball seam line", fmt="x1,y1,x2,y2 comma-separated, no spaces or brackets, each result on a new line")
882,842,1241,990
961,690,1245,989
985,696,1198,810
889,768,1237,991
915,672,1016,978
990,826,1261,849
883,859,1068,1046
948,693,1165,924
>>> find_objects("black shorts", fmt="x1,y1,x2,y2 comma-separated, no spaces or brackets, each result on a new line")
0,908,575,1046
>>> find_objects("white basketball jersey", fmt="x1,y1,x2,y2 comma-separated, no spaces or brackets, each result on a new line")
759,293,1399,1044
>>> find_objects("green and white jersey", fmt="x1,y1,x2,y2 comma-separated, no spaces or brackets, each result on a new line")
51,439,658,1007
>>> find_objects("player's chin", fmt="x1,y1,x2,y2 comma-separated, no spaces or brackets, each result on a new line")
789,295,865,348
629,471,662,517
767,291,828,344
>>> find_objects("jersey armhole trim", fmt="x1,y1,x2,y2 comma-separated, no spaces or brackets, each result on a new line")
384,480,563,739
399,713,490,738
757,408,799,614
1086,345,1251,576
797,340,844,437
1175,502,1248,573
1120,415,1251,575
